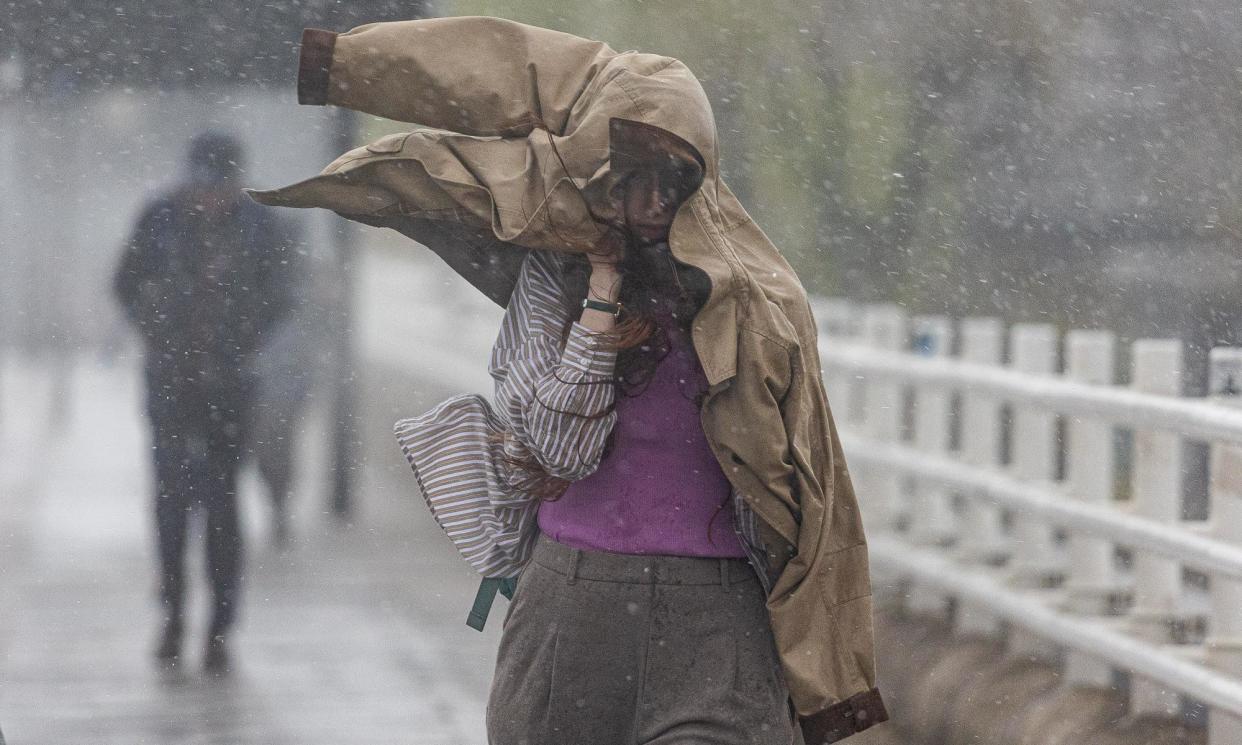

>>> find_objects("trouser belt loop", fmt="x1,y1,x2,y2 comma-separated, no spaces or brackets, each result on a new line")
566,549,581,585
720,558,731,592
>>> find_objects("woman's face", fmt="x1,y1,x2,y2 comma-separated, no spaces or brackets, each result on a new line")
617,170,686,246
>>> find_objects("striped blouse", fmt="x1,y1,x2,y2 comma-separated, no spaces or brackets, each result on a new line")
489,250,618,482
396,248,771,589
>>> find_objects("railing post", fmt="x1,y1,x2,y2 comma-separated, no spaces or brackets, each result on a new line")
1128,339,1184,716
1063,330,1119,614
859,304,907,532
956,317,1007,565
954,317,1007,637
814,297,861,427
909,315,955,546
1061,329,1119,686
810,297,858,338
1207,347,1242,745
904,316,955,617
1007,323,1062,587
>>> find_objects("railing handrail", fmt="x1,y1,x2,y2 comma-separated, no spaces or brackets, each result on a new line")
869,534,1242,718
811,302,1242,735
820,335,1242,445
842,433,1242,580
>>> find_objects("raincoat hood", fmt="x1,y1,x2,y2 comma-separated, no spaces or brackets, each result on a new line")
246,16,810,387
246,17,886,742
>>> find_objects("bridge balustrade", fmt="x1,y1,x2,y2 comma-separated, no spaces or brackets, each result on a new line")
813,297,1242,744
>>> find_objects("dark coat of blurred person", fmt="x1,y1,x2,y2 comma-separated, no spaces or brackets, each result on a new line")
112,131,301,674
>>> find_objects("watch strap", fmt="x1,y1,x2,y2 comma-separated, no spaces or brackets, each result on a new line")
582,298,623,317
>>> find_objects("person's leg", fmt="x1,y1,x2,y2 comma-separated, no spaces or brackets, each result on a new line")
201,397,245,671
492,540,795,744
148,389,193,663
637,561,797,745
487,538,645,745
255,415,294,547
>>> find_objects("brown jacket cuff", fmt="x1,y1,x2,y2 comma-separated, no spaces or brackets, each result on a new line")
800,688,889,744
297,28,337,105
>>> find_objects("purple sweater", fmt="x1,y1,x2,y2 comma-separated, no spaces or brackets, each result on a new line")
538,303,745,558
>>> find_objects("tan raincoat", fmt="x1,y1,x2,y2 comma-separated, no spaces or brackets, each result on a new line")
247,17,886,743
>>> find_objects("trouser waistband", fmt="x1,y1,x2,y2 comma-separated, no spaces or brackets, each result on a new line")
531,533,754,588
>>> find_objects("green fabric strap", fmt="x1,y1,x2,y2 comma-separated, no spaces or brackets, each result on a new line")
467,577,518,632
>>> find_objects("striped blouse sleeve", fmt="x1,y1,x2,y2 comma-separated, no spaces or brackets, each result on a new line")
489,249,618,481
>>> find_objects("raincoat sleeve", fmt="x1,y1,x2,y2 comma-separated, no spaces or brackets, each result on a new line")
489,250,617,481
773,326,887,742
298,17,614,135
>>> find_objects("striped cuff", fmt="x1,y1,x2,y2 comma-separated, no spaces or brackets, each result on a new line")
561,322,617,377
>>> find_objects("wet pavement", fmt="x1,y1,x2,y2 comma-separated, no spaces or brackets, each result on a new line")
0,343,501,745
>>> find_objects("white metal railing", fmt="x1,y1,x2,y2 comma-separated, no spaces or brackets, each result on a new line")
819,338,1242,446
372,262,1242,740
814,297,1242,742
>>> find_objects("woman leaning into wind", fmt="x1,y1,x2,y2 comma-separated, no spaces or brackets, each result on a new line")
249,16,888,745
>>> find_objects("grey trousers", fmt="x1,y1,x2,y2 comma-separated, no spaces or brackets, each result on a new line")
487,534,797,745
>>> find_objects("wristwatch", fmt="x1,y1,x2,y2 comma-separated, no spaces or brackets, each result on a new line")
582,298,623,317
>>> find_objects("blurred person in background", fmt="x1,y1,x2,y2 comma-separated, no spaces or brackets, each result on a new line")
248,268,323,548
113,131,301,674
